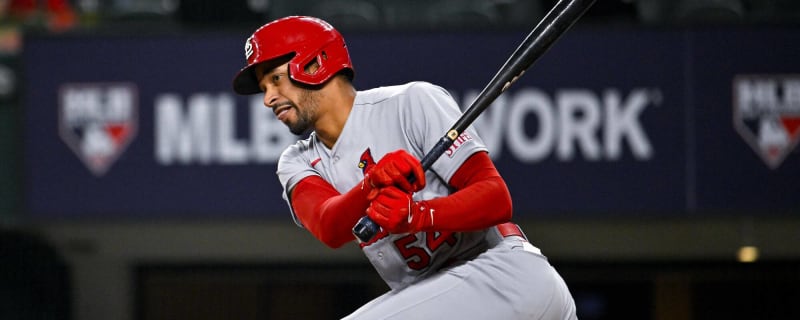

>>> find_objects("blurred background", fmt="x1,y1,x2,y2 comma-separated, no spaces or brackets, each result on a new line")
1,0,800,319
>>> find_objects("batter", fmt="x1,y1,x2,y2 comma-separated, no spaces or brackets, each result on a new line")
232,16,577,319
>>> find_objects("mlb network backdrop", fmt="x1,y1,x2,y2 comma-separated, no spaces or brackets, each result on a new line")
24,28,800,219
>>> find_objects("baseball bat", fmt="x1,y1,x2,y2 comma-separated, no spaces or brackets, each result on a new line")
352,0,597,243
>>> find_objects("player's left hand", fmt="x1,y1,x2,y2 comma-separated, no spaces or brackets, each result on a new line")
366,186,432,234
366,150,426,194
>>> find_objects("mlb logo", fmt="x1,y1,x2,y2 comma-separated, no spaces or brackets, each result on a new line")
59,83,138,176
733,75,800,169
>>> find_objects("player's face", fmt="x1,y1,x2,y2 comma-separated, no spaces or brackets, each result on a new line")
256,62,321,135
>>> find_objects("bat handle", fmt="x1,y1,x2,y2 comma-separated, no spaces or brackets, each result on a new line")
352,173,419,242
353,216,381,243
352,136,452,243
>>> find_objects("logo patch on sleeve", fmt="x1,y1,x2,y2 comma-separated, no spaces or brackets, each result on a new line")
445,132,474,158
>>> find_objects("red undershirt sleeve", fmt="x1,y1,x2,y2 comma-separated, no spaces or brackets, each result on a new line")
420,151,512,232
289,176,372,248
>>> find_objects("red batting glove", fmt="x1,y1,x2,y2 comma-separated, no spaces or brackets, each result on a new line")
365,150,426,194
366,186,433,234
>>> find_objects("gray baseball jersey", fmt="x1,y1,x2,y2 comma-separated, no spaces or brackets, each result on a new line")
277,81,577,319
277,81,489,289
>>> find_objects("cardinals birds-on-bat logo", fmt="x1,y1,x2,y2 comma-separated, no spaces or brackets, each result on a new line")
358,148,376,175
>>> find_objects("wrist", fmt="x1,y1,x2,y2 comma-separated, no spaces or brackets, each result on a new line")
412,200,435,232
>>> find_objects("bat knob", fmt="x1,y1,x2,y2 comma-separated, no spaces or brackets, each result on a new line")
353,216,380,243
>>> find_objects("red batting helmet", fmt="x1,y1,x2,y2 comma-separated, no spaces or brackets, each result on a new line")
232,16,354,94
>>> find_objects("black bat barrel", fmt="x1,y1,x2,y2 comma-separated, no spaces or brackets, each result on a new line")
352,0,597,243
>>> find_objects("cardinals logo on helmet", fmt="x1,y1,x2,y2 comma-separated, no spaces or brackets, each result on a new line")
59,83,138,176
244,36,254,60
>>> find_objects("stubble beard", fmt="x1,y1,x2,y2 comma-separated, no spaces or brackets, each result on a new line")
287,88,320,135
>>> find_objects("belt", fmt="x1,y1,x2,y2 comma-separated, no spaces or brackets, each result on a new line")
492,222,541,255
496,222,528,241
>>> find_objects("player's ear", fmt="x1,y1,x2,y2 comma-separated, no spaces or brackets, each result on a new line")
304,58,321,76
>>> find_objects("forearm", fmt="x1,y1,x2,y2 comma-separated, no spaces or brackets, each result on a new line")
290,176,371,248
415,151,512,232
420,174,512,232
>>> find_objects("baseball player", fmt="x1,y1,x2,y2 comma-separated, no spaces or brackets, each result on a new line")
232,16,577,319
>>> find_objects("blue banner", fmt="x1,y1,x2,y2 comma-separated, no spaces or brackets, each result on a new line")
23,26,800,219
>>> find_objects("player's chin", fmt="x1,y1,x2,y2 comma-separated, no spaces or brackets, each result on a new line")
287,121,312,135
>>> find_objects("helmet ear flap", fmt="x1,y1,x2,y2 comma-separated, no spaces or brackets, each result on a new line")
288,48,319,84
290,44,331,85
298,51,354,84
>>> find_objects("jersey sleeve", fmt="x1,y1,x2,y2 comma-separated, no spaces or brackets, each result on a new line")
400,82,487,183
276,139,320,227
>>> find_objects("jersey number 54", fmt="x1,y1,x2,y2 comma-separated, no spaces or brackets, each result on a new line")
393,232,459,270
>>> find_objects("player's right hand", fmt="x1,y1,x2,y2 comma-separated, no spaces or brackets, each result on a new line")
366,186,431,234
366,150,426,193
